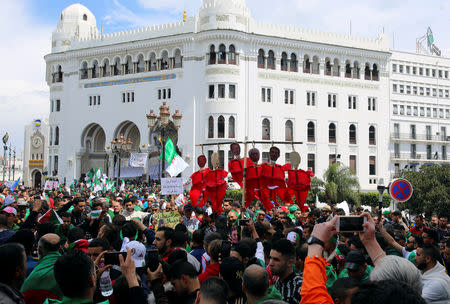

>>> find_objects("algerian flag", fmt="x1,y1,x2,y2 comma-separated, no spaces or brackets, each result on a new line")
38,209,63,224
160,137,189,177
90,209,102,219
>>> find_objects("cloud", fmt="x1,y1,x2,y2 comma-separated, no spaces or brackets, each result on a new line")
0,0,51,155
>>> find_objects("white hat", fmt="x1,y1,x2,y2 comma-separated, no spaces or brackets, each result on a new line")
121,241,146,268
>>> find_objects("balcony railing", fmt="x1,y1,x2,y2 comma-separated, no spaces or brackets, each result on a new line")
391,152,449,161
391,133,450,142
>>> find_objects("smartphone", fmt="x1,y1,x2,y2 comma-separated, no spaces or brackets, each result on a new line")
145,249,160,271
104,251,127,266
336,216,366,232
238,219,249,226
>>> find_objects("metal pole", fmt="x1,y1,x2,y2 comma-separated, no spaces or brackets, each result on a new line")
8,143,11,181
118,153,121,188
2,145,6,182
161,127,165,178
12,148,15,181
377,178,385,223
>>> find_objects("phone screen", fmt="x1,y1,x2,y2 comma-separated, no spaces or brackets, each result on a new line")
339,216,365,232
104,252,127,265
145,249,160,271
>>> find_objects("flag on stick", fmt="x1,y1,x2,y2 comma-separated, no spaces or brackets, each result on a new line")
160,137,189,177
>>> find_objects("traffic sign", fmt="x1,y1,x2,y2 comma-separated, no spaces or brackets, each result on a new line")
389,178,413,202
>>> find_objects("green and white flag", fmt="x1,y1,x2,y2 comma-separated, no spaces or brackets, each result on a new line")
160,137,189,177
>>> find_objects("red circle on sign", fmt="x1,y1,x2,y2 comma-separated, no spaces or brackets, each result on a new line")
389,178,413,202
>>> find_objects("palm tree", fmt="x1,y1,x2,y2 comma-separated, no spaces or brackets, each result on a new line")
323,162,360,204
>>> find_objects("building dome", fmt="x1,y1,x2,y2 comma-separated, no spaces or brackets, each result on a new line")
199,0,251,32
52,3,98,52
57,3,96,29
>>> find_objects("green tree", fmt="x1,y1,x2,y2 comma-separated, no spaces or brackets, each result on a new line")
323,163,360,205
397,164,450,218
306,177,325,204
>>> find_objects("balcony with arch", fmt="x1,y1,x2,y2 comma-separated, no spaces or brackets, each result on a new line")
207,44,239,66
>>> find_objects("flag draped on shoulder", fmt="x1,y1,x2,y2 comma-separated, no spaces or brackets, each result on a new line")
160,137,189,177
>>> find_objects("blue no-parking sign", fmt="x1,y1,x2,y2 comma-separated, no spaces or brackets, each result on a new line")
389,178,413,202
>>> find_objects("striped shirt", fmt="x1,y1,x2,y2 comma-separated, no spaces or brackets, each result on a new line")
274,271,303,304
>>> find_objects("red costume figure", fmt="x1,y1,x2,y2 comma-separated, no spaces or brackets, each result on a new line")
287,169,314,212
260,147,292,208
228,143,254,187
285,151,313,211
204,153,228,213
189,155,210,207
245,148,262,207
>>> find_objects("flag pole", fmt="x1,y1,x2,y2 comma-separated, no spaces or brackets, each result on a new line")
241,137,248,207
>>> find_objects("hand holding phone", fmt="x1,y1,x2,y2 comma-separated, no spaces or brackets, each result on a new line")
104,251,127,266
336,216,366,232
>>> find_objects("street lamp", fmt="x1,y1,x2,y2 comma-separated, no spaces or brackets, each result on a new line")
2,132,8,182
110,134,133,187
146,102,182,179
377,178,386,222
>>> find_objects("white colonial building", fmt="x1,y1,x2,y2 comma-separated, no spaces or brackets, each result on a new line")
389,52,450,177
23,119,50,187
44,1,447,191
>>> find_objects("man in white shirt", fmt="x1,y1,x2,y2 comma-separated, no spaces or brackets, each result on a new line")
415,244,450,303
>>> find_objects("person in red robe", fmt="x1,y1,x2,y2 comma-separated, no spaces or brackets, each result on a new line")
189,155,210,207
228,143,254,187
260,146,292,209
204,152,228,214
245,148,263,208
286,152,314,212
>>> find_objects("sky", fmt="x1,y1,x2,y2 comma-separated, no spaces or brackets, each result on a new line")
1,0,450,155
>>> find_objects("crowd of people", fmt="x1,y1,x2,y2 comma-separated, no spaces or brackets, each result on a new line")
0,181,448,304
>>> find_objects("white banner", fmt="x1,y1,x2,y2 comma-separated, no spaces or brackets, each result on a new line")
44,180,59,190
129,153,148,168
161,177,183,195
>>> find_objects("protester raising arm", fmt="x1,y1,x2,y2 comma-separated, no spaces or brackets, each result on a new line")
359,213,386,267
117,247,147,304
300,216,338,304
377,225,404,255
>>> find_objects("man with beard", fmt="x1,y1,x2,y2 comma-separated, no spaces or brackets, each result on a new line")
0,243,26,304
169,261,200,304
415,244,450,303
153,227,175,261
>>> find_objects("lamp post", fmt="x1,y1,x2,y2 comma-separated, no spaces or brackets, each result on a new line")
110,134,133,187
8,143,12,181
12,147,16,181
377,178,386,222
146,102,182,180
2,133,8,182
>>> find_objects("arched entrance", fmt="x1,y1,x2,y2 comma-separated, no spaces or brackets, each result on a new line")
114,121,141,151
32,170,42,188
80,123,108,175
113,121,142,180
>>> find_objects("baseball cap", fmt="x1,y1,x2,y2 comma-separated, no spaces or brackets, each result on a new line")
261,221,275,235
287,231,300,245
17,199,28,207
122,241,146,268
220,257,244,293
345,250,366,271
2,206,17,216
289,205,299,213
4,196,15,207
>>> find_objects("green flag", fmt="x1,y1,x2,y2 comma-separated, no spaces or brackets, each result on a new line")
160,137,176,164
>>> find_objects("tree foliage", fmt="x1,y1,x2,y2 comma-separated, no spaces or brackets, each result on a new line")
359,192,391,208
397,164,450,218
323,163,360,205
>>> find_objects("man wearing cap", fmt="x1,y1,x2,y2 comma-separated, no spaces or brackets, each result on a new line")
0,206,18,231
338,250,373,282
0,214,15,244
220,257,245,303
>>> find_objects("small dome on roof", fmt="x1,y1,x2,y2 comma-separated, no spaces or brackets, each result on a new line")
57,3,96,30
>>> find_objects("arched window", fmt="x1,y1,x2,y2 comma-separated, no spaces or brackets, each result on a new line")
349,124,357,144
262,119,270,140
228,45,236,65
125,56,133,74
281,52,288,71
267,51,275,69
333,58,340,76
218,116,225,138
208,116,214,138
57,65,63,82
345,61,351,78
325,58,332,76
303,55,311,73
103,59,110,76
83,14,87,21
353,61,360,78
218,44,226,64
365,63,371,80
80,62,88,79
92,60,99,78
228,116,235,138
258,49,265,68
369,126,376,145
161,51,169,70
113,58,121,76
285,120,293,141
307,121,315,142
372,64,379,81
137,54,145,72
54,127,60,146
149,53,157,71
174,49,182,68
209,45,216,65
290,53,298,72
329,123,336,143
